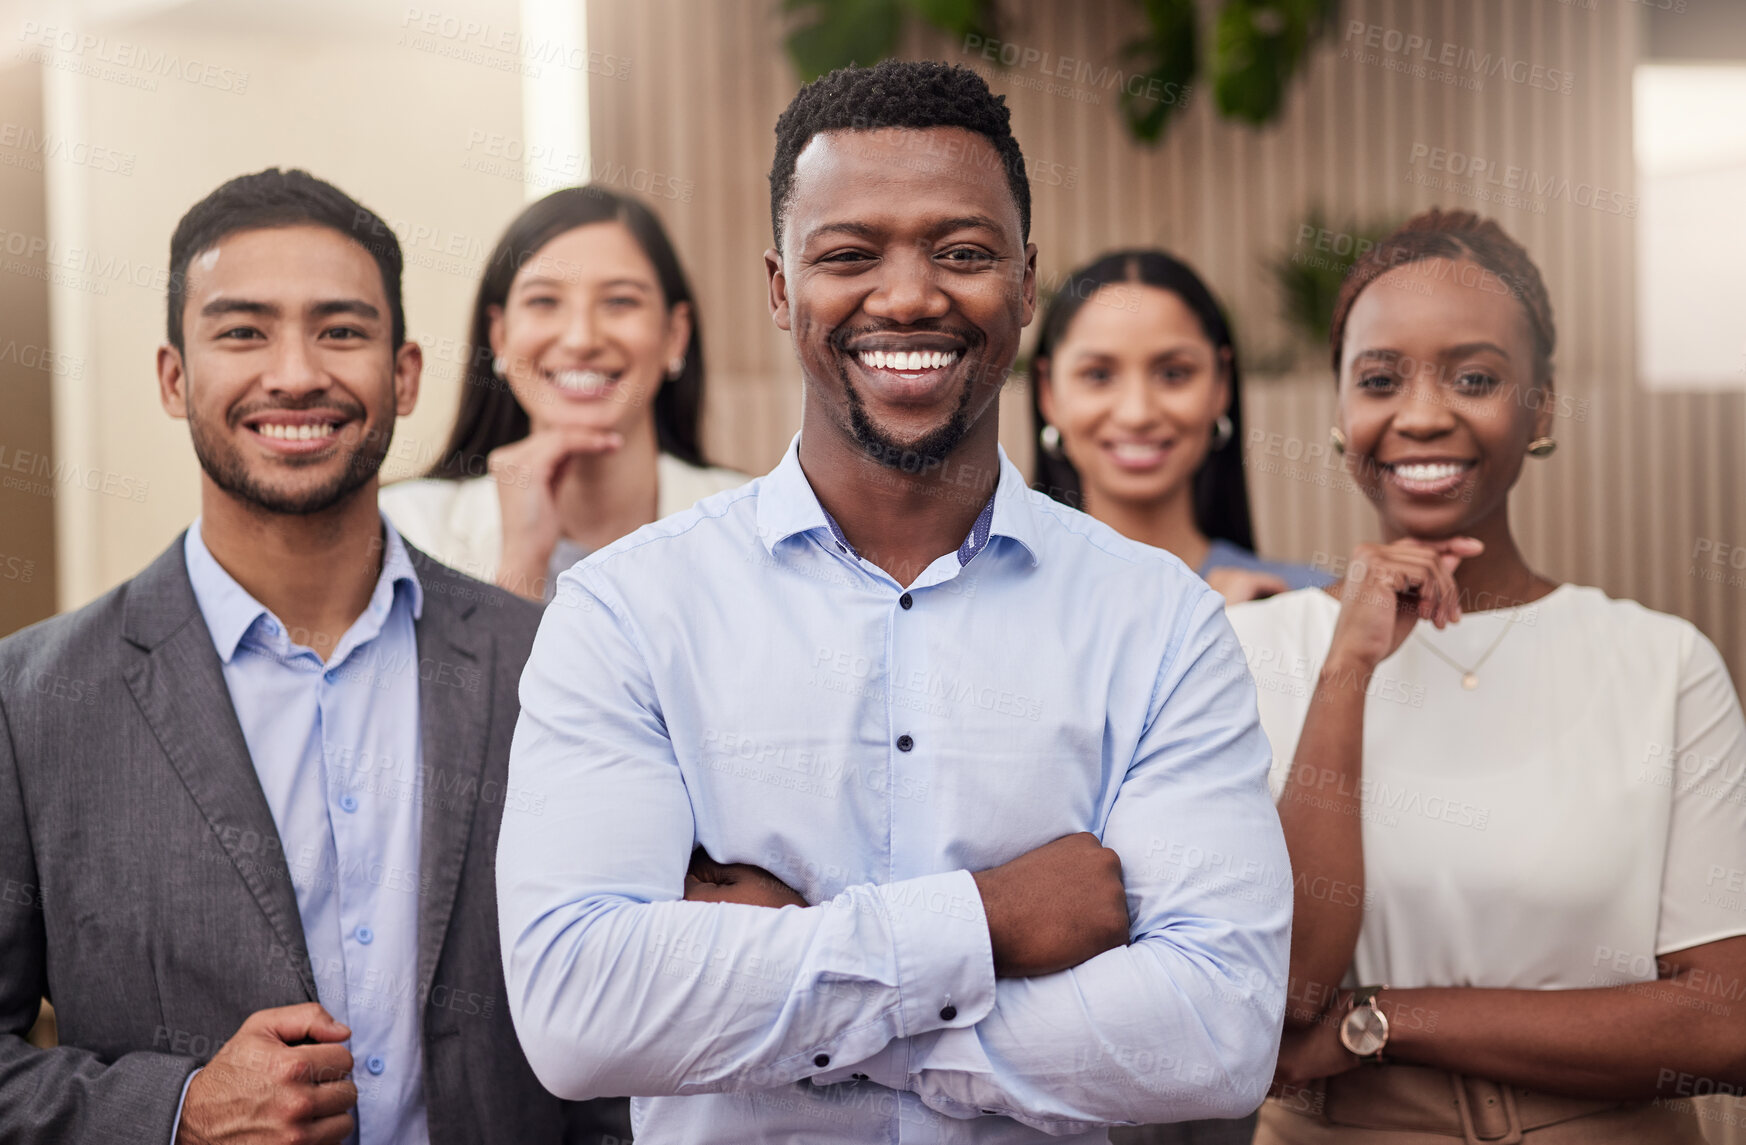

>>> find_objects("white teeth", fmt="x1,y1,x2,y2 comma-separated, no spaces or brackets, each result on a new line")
1109,442,1167,465
552,369,612,393
1392,462,1467,482
257,422,335,441
856,349,960,372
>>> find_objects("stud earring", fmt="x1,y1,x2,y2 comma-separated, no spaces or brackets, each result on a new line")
1330,426,1347,455
666,355,686,380
1211,414,1234,451
491,355,507,380
1039,424,1063,456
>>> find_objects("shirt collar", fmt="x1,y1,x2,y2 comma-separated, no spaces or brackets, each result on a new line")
184,515,424,664
755,433,1042,568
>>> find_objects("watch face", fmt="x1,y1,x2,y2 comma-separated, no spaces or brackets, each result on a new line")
1340,1006,1388,1057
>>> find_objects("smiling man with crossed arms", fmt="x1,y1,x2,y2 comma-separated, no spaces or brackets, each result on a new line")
496,61,1291,1143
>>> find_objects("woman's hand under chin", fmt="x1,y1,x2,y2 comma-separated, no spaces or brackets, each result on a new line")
487,425,622,600
1325,536,1484,673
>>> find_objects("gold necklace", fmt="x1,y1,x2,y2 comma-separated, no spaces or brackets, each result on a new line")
1412,618,1516,691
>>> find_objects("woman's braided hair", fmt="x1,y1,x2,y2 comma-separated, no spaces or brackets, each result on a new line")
1329,208,1556,384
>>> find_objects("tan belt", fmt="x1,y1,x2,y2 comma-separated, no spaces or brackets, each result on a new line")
1265,1063,1702,1144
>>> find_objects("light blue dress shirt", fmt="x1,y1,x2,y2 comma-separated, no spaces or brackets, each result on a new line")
182,518,430,1145
498,436,1292,1143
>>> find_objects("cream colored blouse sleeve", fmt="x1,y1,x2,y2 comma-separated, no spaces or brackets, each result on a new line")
1654,622,1746,955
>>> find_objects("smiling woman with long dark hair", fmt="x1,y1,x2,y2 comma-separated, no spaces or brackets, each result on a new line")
1029,249,1328,605
381,185,746,601
1229,208,1746,1143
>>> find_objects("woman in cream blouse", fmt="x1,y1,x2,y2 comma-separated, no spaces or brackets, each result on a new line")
1229,209,1746,1142
382,186,746,600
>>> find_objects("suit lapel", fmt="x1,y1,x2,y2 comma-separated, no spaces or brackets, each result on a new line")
122,538,318,1000
410,552,490,997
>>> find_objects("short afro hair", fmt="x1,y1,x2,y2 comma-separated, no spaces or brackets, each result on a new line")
769,59,1031,253
168,168,405,352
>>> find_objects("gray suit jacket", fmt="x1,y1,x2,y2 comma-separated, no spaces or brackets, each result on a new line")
0,535,630,1144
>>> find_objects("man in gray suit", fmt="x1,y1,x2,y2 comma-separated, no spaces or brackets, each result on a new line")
0,169,628,1144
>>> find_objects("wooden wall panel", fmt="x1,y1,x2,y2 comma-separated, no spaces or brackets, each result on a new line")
0,62,56,637
587,0,1746,686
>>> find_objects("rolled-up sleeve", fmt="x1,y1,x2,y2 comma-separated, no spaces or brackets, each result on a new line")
903,590,1292,1133
496,570,997,1101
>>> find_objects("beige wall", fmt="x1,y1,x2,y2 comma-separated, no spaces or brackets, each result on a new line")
5,0,1742,690
0,59,55,636
26,0,526,611
587,0,1746,690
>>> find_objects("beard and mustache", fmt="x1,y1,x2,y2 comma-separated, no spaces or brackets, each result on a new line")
186,385,390,516
829,322,991,472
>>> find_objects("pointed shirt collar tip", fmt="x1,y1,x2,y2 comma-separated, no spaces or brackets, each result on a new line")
753,433,1044,568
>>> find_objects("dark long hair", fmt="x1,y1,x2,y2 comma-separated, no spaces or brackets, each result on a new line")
425,185,708,479
1027,249,1256,552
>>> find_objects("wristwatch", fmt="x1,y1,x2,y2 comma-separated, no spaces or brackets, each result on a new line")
1339,985,1390,1064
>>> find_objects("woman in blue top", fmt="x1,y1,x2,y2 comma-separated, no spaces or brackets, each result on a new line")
1030,249,1329,606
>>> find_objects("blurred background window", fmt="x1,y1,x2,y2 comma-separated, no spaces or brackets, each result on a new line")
1635,3,1746,391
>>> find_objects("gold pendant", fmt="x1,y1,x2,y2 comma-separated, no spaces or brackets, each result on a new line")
1462,673,1479,690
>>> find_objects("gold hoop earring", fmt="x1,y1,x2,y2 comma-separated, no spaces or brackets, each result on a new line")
1329,426,1347,456
1527,436,1557,458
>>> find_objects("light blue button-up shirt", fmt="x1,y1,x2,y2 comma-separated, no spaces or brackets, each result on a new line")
498,436,1291,1143
183,517,430,1145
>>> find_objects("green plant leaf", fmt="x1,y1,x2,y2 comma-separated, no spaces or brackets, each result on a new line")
782,0,904,81
1212,0,1336,125
1268,208,1397,347
903,0,1001,61
1118,0,1198,144
902,0,979,35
